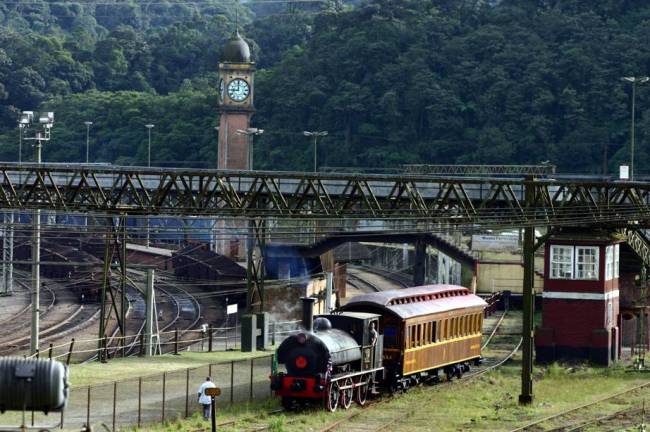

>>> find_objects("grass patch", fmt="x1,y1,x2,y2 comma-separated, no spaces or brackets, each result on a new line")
70,350,273,387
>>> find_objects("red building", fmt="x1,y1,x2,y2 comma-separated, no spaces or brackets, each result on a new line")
536,232,622,365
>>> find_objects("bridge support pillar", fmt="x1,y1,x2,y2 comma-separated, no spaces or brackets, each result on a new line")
413,239,426,286
98,217,127,359
247,218,266,313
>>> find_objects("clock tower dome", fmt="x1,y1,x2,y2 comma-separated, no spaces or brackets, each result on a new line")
218,31,255,169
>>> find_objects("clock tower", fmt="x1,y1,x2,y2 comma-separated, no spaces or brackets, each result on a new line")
218,31,255,169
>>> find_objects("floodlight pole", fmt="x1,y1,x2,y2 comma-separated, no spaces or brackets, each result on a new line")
236,128,264,170
84,121,93,164
622,76,649,180
145,124,154,246
304,131,328,173
21,111,53,354
31,131,43,354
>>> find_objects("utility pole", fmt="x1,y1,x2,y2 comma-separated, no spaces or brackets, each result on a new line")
519,177,535,405
120,215,127,357
145,268,155,356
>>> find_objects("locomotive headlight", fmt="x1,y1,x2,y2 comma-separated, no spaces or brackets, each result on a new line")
295,355,308,369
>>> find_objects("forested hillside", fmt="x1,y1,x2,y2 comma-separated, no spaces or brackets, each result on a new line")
1,0,650,173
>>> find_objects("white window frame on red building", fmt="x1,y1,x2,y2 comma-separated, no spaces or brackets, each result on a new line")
605,246,613,280
550,245,574,279
575,246,599,280
550,245,601,281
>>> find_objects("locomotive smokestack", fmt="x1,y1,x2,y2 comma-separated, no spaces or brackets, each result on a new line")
301,297,316,332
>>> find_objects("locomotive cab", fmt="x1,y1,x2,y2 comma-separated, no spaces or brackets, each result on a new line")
318,312,383,372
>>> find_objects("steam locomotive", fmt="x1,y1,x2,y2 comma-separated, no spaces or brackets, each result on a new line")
270,285,487,411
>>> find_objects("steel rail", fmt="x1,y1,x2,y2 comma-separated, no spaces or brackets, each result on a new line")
509,381,650,432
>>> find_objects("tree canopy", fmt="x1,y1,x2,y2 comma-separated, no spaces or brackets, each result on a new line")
1,0,650,174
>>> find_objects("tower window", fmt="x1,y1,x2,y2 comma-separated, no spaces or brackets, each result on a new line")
550,245,574,279
576,246,599,280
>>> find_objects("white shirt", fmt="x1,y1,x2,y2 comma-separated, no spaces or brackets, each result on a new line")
197,381,216,405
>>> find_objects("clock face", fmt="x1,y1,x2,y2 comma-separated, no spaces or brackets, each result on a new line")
219,79,225,102
227,78,250,102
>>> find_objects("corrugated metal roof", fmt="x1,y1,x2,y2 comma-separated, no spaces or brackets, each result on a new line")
341,285,486,319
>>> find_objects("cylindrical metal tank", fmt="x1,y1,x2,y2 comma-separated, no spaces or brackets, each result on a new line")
0,358,68,413
277,328,361,376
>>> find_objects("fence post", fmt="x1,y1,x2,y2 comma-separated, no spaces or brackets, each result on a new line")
86,386,90,428
162,372,166,422
271,322,276,346
139,333,144,357
35,349,39,359
48,343,53,360
137,377,142,428
66,338,75,366
208,325,213,352
249,358,254,402
112,381,117,432
185,368,189,418
174,328,179,355
230,361,234,405
102,335,108,363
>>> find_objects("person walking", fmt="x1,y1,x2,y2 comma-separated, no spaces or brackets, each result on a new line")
197,376,216,420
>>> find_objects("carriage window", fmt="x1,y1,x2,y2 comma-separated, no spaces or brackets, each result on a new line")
412,325,417,348
431,322,437,343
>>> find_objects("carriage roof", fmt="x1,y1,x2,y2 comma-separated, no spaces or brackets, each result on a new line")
340,285,487,320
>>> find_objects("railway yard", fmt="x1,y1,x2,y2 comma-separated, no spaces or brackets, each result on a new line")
1,235,648,431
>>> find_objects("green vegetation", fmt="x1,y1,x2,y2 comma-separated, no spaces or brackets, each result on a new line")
2,1,650,172
69,350,272,387
142,361,650,432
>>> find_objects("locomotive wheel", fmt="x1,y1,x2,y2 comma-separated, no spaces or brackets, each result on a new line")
281,397,294,411
340,377,353,410
327,382,339,412
445,368,453,381
355,375,369,406
455,366,463,379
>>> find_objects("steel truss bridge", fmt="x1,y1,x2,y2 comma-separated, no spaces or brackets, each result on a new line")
3,162,650,406
0,163,648,228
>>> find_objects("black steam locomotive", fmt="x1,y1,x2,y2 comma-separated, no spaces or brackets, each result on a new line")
270,285,487,411
270,297,382,411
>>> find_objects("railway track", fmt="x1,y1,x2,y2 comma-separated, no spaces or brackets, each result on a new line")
357,264,411,288
112,270,202,357
509,381,650,431
0,276,57,350
347,265,410,294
